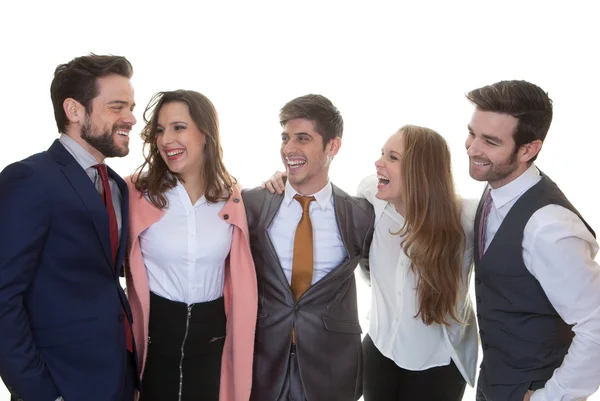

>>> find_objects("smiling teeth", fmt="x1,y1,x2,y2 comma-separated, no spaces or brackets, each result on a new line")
167,150,184,157
473,161,490,166
288,160,305,166
377,174,389,180
115,130,129,137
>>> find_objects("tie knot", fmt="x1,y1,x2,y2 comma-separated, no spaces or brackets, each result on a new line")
93,164,109,181
294,194,315,212
483,188,492,207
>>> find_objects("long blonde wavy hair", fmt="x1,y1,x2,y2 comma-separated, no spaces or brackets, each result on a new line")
395,125,465,326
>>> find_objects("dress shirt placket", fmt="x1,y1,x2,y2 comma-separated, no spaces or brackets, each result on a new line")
384,259,407,351
178,185,196,304
189,208,197,303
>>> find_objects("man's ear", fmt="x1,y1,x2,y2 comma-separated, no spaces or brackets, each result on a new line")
327,137,342,157
63,98,85,124
519,139,543,163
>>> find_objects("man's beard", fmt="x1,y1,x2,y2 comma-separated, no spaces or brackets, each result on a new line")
81,116,129,158
485,149,519,183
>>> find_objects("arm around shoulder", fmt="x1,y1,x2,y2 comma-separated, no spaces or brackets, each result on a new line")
356,174,379,204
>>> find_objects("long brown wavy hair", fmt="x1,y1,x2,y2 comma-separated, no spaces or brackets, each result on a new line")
132,90,234,208
395,125,465,326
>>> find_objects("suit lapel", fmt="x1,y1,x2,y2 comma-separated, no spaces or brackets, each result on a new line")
261,192,292,291
332,184,352,255
49,140,115,269
307,185,354,289
62,161,115,268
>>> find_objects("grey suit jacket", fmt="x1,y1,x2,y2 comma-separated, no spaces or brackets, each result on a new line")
243,183,374,401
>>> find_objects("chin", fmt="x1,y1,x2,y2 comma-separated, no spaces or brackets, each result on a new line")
286,174,303,185
375,191,387,201
469,171,486,182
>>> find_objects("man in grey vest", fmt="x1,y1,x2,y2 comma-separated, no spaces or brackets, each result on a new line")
466,80,600,401
243,94,374,401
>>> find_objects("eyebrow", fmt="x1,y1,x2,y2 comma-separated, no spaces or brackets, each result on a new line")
108,100,135,108
382,148,402,157
468,125,503,144
281,131,312,137
482,133,503,144
157,120,188,128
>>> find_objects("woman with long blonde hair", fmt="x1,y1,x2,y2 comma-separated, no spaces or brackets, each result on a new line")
358,125,477,400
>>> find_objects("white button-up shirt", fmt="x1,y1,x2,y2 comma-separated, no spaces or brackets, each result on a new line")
140,182,233,305
358,175,478,386
268,180,347,286
484,164,600,401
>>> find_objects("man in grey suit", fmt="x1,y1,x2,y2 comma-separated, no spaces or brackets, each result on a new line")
243,94,374,401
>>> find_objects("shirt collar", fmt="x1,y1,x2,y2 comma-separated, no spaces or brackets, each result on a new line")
59,134,100,171
383,203,405,225
174,179,208,208
283,179,333,211
490,164,541,209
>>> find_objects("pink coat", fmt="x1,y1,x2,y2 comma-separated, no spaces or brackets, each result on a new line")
125,177,257,401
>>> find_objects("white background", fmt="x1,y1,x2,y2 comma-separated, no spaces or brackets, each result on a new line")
0,0,598,399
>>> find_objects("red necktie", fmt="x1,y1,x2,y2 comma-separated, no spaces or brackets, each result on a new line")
93,164,133,353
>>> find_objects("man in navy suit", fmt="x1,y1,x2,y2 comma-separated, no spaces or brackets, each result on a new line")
0,54,138,401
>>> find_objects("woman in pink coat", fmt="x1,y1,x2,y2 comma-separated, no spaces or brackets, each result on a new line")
126,90,257,401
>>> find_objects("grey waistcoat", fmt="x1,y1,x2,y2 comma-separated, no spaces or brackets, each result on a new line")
474,172,595,387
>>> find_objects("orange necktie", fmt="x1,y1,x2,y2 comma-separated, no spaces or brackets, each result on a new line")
291,194,316,300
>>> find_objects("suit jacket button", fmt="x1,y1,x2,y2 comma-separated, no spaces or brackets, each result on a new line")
119,314,125,322
233,197,240,203
223,214,229,220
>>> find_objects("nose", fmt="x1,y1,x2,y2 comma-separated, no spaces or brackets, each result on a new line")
157,127,176,148
124,109,137,126
375,156,384,169
465,135,479,157
282,140,296,156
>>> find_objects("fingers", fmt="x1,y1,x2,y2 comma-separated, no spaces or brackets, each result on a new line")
273,172,285,194
265,179,277,194
262,170,287,194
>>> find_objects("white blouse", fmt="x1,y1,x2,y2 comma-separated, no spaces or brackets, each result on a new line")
357,175,478,386
140,182,233,305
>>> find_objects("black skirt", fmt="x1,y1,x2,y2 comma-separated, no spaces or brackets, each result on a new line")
139,292,227,401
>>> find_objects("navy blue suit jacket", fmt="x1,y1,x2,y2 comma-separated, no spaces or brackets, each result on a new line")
0,140,137,401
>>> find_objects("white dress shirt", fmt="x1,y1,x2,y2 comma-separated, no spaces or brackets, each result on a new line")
268,180,347,285
483,164,600,401
140,182,233,305
358,175,478,386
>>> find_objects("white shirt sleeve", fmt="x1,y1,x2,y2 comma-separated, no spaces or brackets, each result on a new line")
525,205,600,401
357,174,378,203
